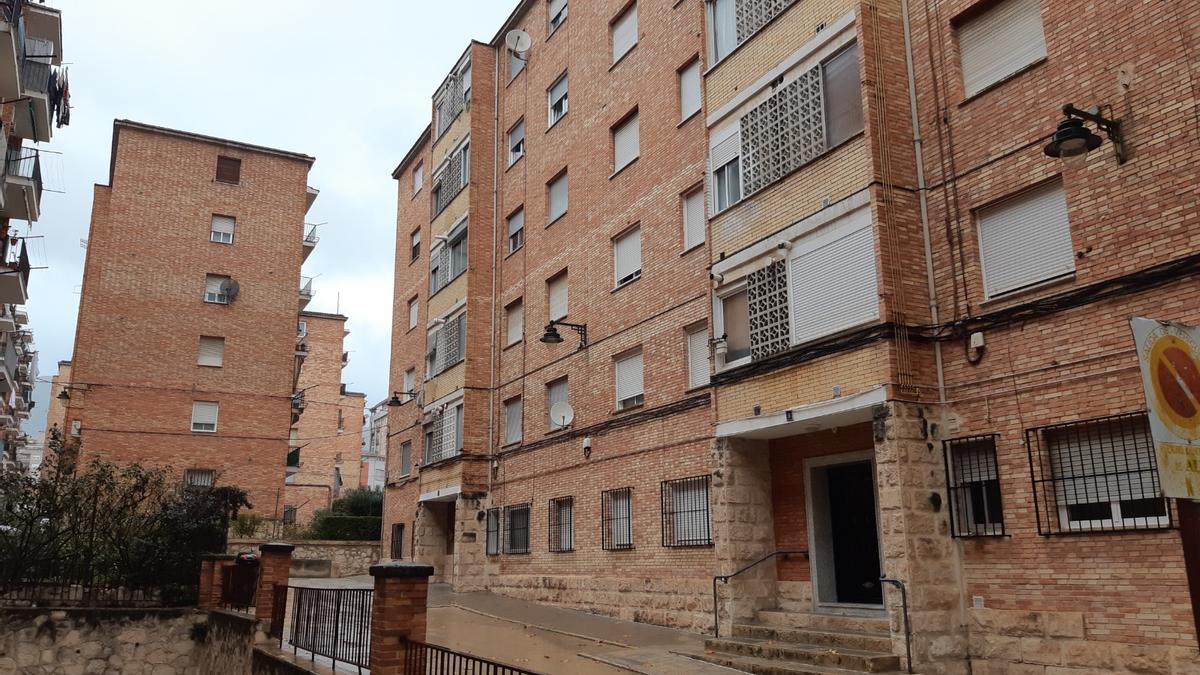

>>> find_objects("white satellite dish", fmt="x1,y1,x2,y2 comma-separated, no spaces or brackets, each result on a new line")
505,29,532,56
550,401,575,428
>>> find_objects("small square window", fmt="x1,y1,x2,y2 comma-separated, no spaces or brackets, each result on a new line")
282,506,297,525
198,336,225,368
210,215,235,244
958,0,1046,97
216,156,241,184
977,179,1074,298
191,401,219,433
204,275,233,304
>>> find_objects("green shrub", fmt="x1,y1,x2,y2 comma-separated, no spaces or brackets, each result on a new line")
330,487,383,517
306,514,382,541
230,513,265,538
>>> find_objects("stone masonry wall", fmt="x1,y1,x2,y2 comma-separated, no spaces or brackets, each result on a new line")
226,539,380,578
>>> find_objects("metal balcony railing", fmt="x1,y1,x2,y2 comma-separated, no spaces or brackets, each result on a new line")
304,225,319,245
6,148,41,206
300,276,313,297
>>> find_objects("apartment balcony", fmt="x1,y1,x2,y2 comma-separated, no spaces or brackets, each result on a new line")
0,335,16,395
1,147,42,221
286,447,300,476
0,241,30,305
0,306,15,332
302,224,318,262
341,351,349,368
299,276,313,310
13,389,28,420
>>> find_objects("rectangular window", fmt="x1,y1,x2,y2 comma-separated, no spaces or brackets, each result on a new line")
602,487,634,550
413,163,424,195
391,523,405,558
547,377,569,430
944,435,1005,537
216,156,241,184
958,0,1047,97
191,401,219,433
823,44,865,148
713,159,741,213
507,208,525,254
508,119,525,166
504,504,531,554
403,368,415,402
682,187,705,250
548,0,568,34
679,59,702,121
717,288,750,366
204,275,231,304
410,229,421,261
613,226,641,287
612,112,640,172
788,216,879,345
508,48,525,81
614,349,645,410
198,336,225,368
282,506,297,525
210,215,235,244
547,271,568,321
184,468,216,488
408,297,419,330
504,396,523,445
548,497,574,552
486,508,501,555
400,441,412,477
977,179,1074,298
297,320,307,338
547,171,568,223
548,73,569,127
505,299,524,346
709,0,736,62
611,3,638,63
1028,412,1169,535
686,325,709,389
661,475,712,546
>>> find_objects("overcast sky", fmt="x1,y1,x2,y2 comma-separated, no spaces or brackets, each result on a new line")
28,0,516,440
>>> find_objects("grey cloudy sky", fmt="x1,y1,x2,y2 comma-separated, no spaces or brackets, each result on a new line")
29,0,516,439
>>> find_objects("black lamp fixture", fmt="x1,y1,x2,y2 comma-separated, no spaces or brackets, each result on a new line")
1044,104,1126,164
57,389,70,401
540,320,588,350
386,391,419,407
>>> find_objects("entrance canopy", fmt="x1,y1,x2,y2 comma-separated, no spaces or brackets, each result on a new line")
715,386,885,440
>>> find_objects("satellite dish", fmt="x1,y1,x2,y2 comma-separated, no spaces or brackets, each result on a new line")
219,278,240,301
550,401,575,428
505,29,532,55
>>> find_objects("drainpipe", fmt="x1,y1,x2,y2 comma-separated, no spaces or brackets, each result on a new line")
900,0,945,406
488,46,500,498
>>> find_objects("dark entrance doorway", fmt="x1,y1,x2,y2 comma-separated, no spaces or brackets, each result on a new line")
825,460,882,604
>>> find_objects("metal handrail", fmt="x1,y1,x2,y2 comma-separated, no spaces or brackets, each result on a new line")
711,549,807,638
402,637,544,675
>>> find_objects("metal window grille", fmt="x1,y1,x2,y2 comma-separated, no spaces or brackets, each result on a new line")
739,65,824,197
747,260,790,361
548,497,574,552
183,468,215,488
282,506,297,525
661,475,712,547
486,508,501,555
735,0,797,42
601,487,634,550
391,523,405,559
1027,411,1171,535
943,435,1005,537
504,504,530,554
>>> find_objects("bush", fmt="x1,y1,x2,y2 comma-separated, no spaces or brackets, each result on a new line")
330,487,383,517
305,514,382,541
230,513,265,538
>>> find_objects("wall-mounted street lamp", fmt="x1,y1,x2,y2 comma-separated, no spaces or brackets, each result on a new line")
386,391,420,407
540,320,588,350
1044,104,1126,165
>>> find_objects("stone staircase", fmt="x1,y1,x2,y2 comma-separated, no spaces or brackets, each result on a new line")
685,609,902,674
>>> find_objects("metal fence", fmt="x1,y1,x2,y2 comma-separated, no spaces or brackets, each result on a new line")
287,586,373,671
402,638,544,675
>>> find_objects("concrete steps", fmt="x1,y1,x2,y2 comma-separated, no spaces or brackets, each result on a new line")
695,610,900,674
732,623,893,653
685,651,897,675
756,610,891,635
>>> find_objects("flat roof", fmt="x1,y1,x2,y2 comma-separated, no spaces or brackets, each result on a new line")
299,310,349,321
111,119,316,183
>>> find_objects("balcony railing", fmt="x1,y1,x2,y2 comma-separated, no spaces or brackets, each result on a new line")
300,276,313,297
1,0,26,25
304,225,319,245
6,147,42,204
0,241,31,304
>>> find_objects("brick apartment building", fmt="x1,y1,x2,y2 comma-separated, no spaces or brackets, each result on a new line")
63,120,330,517
284,309,367,524
0,0,65,465
361,399,388,489
383,0,1199,672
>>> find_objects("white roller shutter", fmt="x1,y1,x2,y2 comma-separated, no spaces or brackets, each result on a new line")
709,125,741,214
683,189,705,249
788,219,879,345
613,113,640,171
210,215,235,243
504,397,523,445
612,4,638,62
977,180,1073,298
547,378,569,429
614,351,644,404
686,327,709,389
959,0,1046,97
198,336,225,367
1048,418,1158,506
506,300,523,346
680,60,702,120
548,173,568,221
191,401,219,432
613,227,641,285
548,274,568,320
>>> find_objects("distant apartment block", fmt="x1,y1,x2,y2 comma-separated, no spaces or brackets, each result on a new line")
361,399,388,489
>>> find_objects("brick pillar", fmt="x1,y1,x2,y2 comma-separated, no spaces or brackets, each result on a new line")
199,553,235,609
255,543,294,627
369,561,434,674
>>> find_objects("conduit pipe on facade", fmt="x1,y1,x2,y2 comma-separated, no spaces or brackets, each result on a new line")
488,45,501,497
901,0,946,406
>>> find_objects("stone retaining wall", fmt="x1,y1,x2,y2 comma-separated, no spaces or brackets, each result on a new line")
968,608,1200,674
227,539,380,578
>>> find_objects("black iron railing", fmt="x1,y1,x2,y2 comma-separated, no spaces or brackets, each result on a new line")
5,149,42,209
711,549,807,638
220,559,259,611
943,434,1006,537
661,475,713,547
288,586,373,671
402,638,544,675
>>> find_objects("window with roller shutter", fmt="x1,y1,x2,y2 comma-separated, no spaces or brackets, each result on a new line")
508,119,525,166
507,208,525,254
548,73,569,127
210,215,235,244
708,125,741,215
504,396,523,445
682,187,705,251
686,325,710,389
548,0,568,34
197,336,225,367
957,0,1046,98
505,299,523,346
679,59,702,121
547,377,569,430
215,156,240,184
547,171,568,223
204,275,231,304
976,179,1074,298
614,350,644,411
612,112,640,173
547,271,568,321
613,226,641,287
191,401,219,433
611,3,637,63
788,213,879,345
